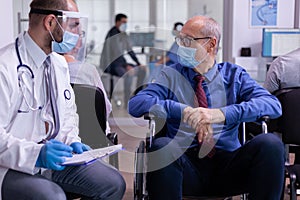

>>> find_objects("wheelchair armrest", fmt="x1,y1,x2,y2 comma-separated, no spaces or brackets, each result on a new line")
143,112,168,148
144,113,155,121
241,116,270,145
251,116,269,134
260,116,270,134
260,116,270,123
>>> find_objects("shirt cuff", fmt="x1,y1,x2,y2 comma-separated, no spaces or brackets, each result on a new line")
220,106,237,125
170,102,188,120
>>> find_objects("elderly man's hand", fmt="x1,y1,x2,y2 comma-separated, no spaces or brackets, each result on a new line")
183,106,225,143
196,123,213,143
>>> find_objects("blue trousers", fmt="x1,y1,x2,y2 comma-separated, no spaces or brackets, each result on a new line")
2,160,126,200
147,134,285,200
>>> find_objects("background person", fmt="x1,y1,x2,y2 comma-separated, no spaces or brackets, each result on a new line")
59,0,113,135
129,15,284,200
264,47,300,164
264,48,300,93
100,13,146,109
148,22,183,83
0,0,125,199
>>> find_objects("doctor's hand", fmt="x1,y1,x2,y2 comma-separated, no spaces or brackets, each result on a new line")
36,139,73,171
70,142,91,154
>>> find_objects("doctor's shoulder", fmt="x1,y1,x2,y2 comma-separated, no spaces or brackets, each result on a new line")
0,42,16,59
0,43,19,71
51,52,70,70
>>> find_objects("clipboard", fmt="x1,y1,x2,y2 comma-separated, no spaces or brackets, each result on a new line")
62,144,123,166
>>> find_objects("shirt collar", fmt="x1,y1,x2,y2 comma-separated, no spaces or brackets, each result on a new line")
189,61,218,82
203,61,218,82
23,32,48,68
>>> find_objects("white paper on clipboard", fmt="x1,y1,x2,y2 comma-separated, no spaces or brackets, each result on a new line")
62,144,123,166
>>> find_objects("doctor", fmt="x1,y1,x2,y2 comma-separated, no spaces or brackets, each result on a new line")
0,0,125,199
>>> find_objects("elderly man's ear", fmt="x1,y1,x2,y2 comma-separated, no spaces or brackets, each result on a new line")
208,38,217,53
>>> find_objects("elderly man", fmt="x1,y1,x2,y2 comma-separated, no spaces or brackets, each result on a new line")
129,15,284,200
0,0,125,199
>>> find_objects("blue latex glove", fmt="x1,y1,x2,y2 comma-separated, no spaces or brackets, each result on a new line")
36,139,73,171
70,142,91,154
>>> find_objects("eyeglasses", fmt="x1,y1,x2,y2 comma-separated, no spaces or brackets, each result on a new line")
175,36,211,47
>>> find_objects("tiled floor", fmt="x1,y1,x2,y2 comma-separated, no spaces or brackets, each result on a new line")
109,106,294,200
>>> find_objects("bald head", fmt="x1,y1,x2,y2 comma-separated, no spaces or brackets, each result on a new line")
67,0,78,12
65,0,80,33
182,15,221,55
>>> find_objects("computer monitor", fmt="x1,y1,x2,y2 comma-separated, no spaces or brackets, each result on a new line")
262,28,300,57
129,32,155,48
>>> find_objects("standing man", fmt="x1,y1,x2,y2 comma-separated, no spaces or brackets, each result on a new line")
0,0,125,199
129,15,284,200
100,13,146,108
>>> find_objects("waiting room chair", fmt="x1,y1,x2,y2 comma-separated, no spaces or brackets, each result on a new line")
71,84,118,168
134,113,269,200
270,87,300,200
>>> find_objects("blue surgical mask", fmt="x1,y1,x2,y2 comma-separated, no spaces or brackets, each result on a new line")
52,31,79,54
177,45,208,68
119,23,127,32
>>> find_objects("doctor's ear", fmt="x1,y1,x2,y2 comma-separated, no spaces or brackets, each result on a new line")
44,15,56,31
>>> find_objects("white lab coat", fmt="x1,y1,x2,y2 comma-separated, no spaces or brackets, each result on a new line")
0,32,81,198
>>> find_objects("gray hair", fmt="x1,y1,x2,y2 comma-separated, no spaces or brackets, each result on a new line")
198,16,221,55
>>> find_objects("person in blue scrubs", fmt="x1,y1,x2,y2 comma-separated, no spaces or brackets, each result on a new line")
128,15,284,200
148,22,183,83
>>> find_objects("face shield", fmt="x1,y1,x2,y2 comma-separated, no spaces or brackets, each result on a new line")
60,11,88,62
29,9,88,62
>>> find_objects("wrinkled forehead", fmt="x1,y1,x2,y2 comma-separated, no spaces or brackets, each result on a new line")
181,19,204,38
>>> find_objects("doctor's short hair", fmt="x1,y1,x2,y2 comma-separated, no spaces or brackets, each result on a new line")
30,0,68,11
29,0,68,27
198,16,221,55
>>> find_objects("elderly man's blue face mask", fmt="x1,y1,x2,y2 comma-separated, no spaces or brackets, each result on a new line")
177,45,209,69
176,35,211,68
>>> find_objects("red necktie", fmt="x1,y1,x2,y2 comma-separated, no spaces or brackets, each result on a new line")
194,75,208,108
194,75,215,158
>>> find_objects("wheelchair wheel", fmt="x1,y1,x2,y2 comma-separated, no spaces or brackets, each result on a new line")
134,141,145,200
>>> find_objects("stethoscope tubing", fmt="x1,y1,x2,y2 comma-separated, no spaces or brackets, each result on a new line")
15,37,58,143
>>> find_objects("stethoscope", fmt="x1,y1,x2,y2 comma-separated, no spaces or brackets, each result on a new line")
16,37,42,113
15,37,60,143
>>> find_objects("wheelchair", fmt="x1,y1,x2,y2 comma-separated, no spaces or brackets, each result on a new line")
134,113,269,200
